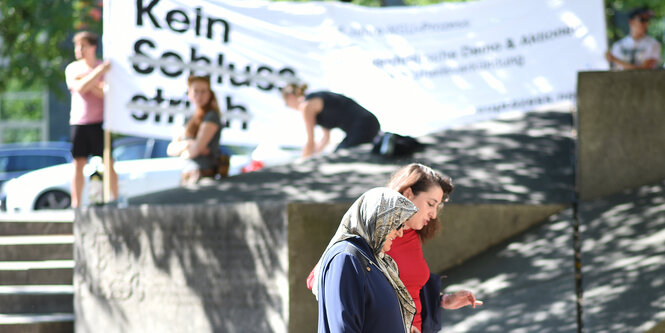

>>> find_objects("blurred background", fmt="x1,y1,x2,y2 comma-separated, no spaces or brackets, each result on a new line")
0,0,663,145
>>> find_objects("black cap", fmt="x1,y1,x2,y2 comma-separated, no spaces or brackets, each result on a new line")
628,7,654,20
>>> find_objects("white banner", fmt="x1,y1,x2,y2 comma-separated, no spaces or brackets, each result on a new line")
104,0,607,146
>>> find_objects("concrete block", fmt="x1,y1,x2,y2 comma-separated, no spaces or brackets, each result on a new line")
74,203,288,333
576,71,665,201
287,202,350,333
423,204,567,273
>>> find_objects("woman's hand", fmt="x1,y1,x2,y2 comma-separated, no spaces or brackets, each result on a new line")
410,325,421,333
441,290,483,309
167,139,189,157
605,51,615,63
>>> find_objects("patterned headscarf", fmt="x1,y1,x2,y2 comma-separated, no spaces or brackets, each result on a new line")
311,187,418,333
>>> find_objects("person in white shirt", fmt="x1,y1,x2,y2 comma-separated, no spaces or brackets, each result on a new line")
605,7,661,70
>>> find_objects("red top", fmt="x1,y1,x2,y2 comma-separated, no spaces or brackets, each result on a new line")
387,228,430,332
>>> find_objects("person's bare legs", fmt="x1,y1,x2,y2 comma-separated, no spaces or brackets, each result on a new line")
71,157,87,208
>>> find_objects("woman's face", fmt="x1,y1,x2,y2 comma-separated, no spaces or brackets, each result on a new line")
74,39,95,61
283,93,300,109
629,15,649,37
403,185,444,230
188,80,212,108
382,227,404,252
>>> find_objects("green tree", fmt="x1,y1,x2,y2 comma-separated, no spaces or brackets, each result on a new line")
0,0,102,94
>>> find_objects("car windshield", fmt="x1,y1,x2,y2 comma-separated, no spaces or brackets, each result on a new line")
0,155,70,174
113,142,148,161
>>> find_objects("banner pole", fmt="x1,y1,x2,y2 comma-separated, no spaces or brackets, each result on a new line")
103,129,112,203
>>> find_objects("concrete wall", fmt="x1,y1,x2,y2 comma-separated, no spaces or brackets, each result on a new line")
576,70,665,201
74,202,288,333
421,204,566,273
287,202,566,333
76,200,564,333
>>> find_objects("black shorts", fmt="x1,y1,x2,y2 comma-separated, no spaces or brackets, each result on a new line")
70,123,104,158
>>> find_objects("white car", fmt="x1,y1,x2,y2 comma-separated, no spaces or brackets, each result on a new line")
1,138,299,213
4,156,184,212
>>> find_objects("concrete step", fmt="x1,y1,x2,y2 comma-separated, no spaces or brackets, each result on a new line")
0,211,74,223
0,260,73,285
0,211,73,236
0,212,75,332
0,220,72,236
0,285,73,314
0,235,73,261
0,313,73,333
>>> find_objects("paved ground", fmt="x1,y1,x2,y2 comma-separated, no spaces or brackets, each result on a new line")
131,107,575,206
439,181,665,332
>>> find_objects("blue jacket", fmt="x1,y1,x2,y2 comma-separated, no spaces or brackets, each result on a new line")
318,236,405,333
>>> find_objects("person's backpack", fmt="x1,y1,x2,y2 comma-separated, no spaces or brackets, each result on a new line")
372,132,425,157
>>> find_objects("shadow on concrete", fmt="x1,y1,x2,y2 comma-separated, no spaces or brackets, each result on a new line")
437,181,665,332
131,109,574,206
75,203,288,332
581,181,665,332
438,209,577,332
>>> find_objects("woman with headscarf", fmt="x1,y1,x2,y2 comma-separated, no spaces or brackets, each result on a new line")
311,187,418,333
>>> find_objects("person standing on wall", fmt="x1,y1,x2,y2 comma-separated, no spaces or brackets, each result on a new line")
605,7,662,70
65,31,118,208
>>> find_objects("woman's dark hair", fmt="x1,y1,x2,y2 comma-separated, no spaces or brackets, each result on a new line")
184,75,220,138
387,163,454,242
72,31,99,47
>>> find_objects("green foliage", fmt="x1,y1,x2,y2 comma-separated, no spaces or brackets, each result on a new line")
0,93,43,120
605,0,665,45
0,0,102,94
2,128,41,143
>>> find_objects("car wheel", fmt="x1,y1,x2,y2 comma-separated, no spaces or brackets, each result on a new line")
34,190,71,210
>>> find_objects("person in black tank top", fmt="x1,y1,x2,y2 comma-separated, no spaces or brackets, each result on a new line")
282,83,381,158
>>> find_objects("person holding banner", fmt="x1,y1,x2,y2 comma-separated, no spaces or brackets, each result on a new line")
167,75,223,185
65,31,117,208
281,84,381,158
605,7,661,70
